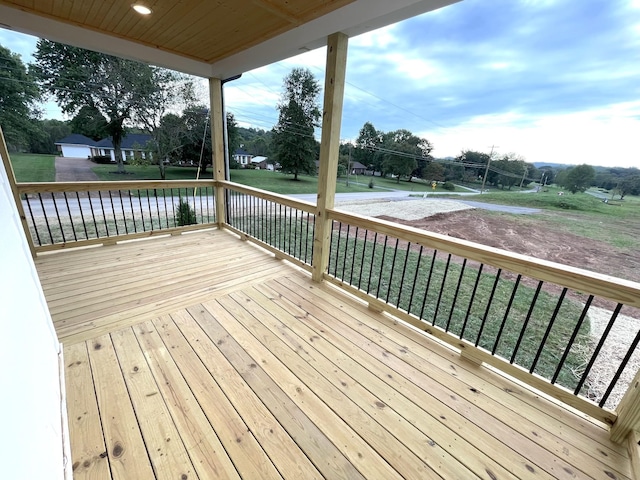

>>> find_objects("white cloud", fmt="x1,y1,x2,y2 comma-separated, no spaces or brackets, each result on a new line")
353,24,399,49
424,103,640,168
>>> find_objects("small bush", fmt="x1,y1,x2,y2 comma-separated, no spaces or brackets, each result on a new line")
442,181,455,191
176,197,197,226
90,155,112,164
368,178,375,189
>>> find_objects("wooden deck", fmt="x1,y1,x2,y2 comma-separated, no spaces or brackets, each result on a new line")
36,230,633,479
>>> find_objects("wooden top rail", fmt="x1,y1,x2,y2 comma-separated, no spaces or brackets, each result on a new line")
329,208,640,310
16,180,215,194
218,180,317,213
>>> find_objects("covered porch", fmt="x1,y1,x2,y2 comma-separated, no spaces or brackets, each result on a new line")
39,229,631,480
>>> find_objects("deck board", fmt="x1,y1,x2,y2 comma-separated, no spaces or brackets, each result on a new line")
38,229,632,479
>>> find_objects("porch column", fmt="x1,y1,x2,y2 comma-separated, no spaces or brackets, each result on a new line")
209,77,226,227
312,32,348,282
610,368,640,444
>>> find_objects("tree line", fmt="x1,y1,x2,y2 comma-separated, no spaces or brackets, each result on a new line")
2,41,637,196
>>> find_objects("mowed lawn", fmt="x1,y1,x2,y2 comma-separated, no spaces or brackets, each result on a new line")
8,153,56,182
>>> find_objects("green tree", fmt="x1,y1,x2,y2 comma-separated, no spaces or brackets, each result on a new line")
68,105,108,140
273,68,321,180
354,121,382,172
379,129,431,183
29,119,71,154
423,162,445,182
227,112,241,166
0,45,41,151
35,40,159,173
561,164,595,193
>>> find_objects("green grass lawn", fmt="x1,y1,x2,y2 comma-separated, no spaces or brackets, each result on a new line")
8,153,56,182
92,164,213,181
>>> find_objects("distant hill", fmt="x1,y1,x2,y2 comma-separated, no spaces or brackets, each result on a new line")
532,162,572,169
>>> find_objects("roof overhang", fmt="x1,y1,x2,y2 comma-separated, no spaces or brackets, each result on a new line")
0,0,459,78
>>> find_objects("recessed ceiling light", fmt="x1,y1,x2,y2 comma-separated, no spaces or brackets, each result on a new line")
132,4,152,15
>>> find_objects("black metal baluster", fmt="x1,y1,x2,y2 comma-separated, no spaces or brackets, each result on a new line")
475,269,502,347
128,191,138,233
445,259,467,332
600,327,640,407
491,275,522,355
87,191,99,238
304,211,311,264
366,232,378,293
119,191,129,234
395,242,411,308
25,196,42,246
38,193,56,244
38,193,55,244
433,254,452,325
171,189,177,228
341,225,350,280
108,191,119,236
98,191,109,237
574,304,624,396
407,246,424,315
529,287,568,373
357,230,369,291
293,209,300,256
385,238,400,304
460,264,484,339
510,281,543,364
375,236,388,299
59,192,71,243
328,221,335,275
309,213,315,263
287,205,293,255
154,189,161,229
298,210,305,260
199,187,203,224
419,250,438,322
348,227,359,285
552,295,594,384
76,192,89,239
334,222,343,277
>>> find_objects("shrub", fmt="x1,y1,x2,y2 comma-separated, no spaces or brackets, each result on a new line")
442,181,455,191
90,155,112,164
176,197,197,226
368,178,375,189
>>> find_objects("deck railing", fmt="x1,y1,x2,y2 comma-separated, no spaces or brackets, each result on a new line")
221,181,316,271
14,178,640,436
16,181,216,251
323,208,640,425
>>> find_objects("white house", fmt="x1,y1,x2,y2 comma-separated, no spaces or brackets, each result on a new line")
55,133,153,162
54,133,96,158
233,148,253,167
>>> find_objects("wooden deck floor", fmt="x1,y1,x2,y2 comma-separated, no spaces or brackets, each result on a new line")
36,230,633,479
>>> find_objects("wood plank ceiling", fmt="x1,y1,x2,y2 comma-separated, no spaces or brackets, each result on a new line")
0,0,354,63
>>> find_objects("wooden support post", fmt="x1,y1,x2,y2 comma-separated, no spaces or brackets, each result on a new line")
611,368,640,443
209,77,226,228
0,126,36,258
311,32,348,282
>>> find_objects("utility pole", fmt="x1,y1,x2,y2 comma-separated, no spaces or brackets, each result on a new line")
480,145,497,194
346,142,351,187
519,167,528,188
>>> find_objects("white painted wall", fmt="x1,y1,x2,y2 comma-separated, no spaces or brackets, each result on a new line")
0,157,67,479
61,144,91,158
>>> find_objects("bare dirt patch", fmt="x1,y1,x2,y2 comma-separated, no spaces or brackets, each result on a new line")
378,209,640,284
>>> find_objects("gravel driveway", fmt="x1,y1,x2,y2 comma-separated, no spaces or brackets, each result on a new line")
55,156,100,182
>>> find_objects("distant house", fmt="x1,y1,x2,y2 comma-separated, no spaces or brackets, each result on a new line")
54,134,96,158
350,161,367,175
233,148,253,167
94,134,153,162
55,133,153,162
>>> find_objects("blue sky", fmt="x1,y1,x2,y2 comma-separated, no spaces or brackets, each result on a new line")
2,0,639,168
